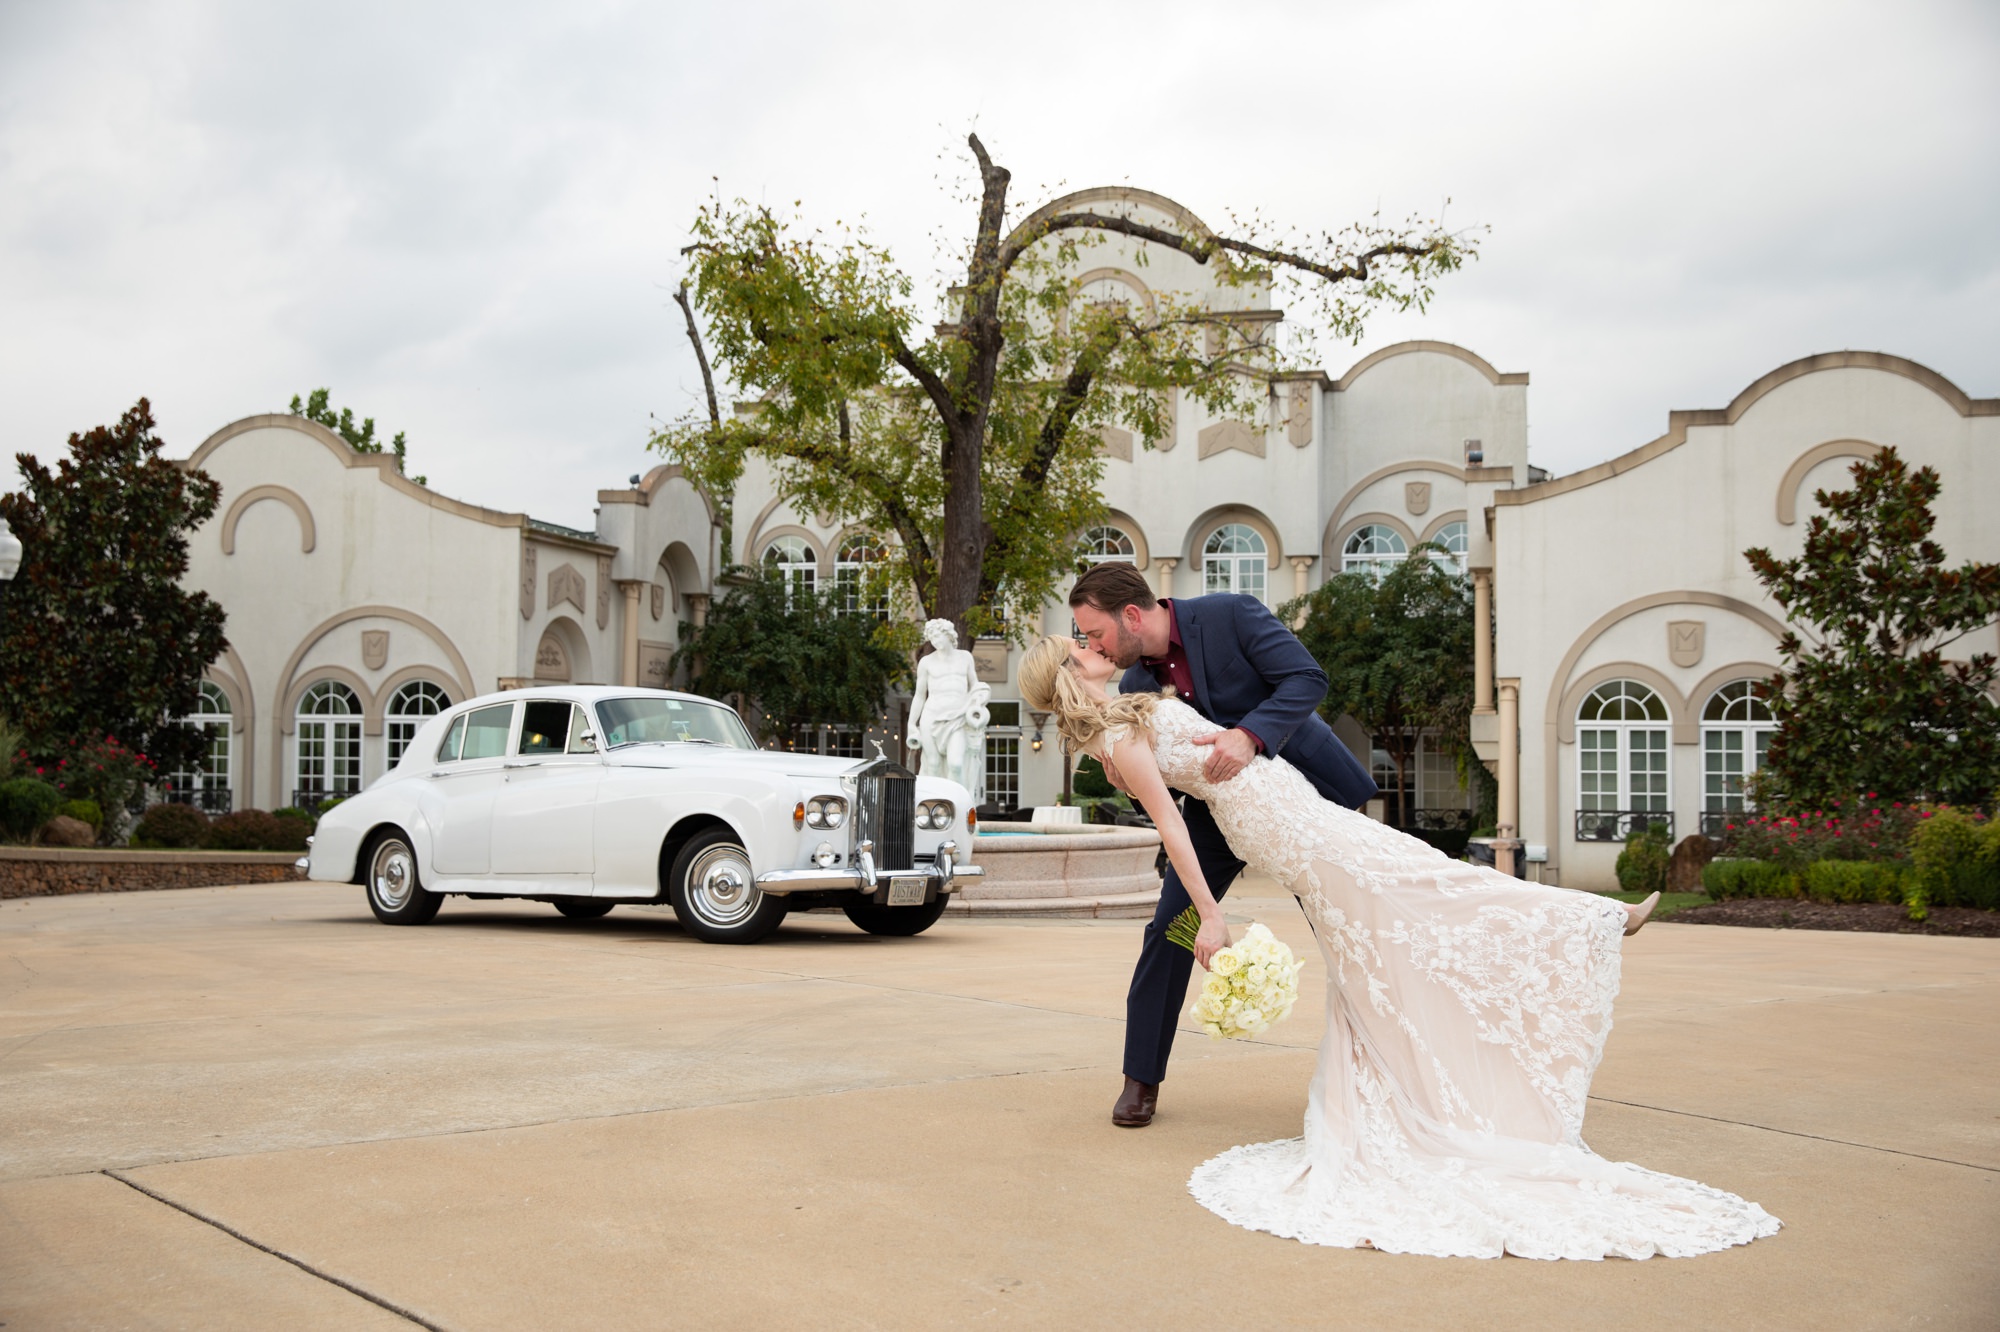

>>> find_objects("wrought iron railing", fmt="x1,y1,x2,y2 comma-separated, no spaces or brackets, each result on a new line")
1411,808,1477,832
1698,810,1739,839
1574,810,1674,842
291,786,359,814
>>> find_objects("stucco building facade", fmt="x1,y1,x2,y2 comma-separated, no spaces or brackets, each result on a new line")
170,188,1998,890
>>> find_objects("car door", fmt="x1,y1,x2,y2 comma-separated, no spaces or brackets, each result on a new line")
427,702,517,877
489,699,602,881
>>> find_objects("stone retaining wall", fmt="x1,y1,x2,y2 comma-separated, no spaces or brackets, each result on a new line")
0,847,307,899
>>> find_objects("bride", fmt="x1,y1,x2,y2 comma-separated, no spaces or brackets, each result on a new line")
1017,634,1780,1260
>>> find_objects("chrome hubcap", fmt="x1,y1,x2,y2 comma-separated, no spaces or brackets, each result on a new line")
685,845,758,928
372,842,415,910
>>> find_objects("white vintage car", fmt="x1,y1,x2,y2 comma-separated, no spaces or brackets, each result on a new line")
304,686,981,943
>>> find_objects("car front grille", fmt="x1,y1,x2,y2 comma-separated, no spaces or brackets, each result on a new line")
853,756,918,871
881,770,914,870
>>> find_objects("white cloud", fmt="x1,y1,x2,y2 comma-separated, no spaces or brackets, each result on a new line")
2,0,1994,528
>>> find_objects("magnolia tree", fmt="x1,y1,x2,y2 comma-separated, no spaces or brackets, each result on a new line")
1746,447,2000,806
655,134,1477,643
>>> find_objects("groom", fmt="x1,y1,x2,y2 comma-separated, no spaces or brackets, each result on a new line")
1067,562,1377,1128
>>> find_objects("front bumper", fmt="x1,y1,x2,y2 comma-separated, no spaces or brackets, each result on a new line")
754,839,983,897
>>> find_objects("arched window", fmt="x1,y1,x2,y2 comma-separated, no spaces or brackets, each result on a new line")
1426,521,1469,576
835,533,888,619
169,682,233,812
295,680,361,808
763,535,816,606
1701,680,1776,830
1202,523,1266,600
1342,524,1407,580
1576,680,1670,840
1076,526,1136,566
386,680,452,768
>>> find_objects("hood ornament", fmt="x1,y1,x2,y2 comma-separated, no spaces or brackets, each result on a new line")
870,738,890,761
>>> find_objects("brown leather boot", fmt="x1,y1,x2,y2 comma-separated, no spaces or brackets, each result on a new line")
1111,1076,1159,1128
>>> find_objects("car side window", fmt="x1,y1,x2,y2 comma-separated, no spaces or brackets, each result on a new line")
460,703,516,760
566,707,596,754
436,715,466,763
519,700,572,755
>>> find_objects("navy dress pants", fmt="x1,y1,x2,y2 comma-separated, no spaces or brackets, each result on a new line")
1123,795,1247,1086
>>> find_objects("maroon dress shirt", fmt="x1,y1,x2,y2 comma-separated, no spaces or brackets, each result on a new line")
1139,599,1264,752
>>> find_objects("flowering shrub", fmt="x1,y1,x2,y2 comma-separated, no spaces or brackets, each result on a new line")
1717,795,1936,871
43,735,158,844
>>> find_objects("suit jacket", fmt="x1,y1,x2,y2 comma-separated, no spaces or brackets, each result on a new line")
1119,593,1378,811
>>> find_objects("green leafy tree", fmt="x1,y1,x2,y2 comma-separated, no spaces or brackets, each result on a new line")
672,570,910,745
0,399,229,778
289,388,425,486
1282,551,1483,827
1745,447,2000,806
657,134,1477,642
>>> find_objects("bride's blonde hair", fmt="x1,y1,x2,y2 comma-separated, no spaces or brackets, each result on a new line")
1017,635,1159,755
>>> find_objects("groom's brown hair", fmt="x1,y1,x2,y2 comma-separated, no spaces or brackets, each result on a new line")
1069,562,1157,616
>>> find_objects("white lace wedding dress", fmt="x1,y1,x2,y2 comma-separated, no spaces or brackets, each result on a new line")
1127,698,1780,1260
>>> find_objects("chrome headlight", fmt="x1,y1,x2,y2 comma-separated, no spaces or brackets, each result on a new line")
917,799,955,831
805,795,848,830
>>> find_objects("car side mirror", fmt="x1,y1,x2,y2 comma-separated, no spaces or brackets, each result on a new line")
574,731,599,754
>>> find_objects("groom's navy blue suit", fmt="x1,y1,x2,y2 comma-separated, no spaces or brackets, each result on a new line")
1118,593,1377,1086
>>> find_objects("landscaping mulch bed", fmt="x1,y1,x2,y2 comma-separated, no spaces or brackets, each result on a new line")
1670,898,2000,937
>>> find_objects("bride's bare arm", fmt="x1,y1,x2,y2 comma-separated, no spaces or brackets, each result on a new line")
1108,732,1232,969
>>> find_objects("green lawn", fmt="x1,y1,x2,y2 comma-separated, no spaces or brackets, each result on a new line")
1605,889,1709,920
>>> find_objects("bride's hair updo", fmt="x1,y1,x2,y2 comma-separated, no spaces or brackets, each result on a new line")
1017,635,1159,755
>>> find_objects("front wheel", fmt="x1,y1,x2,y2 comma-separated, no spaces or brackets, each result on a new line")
843,895,951,937
365,829,442,925
668,828,786,944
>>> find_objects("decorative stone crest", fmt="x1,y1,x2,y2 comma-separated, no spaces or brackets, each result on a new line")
1287,382,1312,448
534,630,570,681
1667,620,1706,668
596,556,612,630
547,563,587,613
1405,482,1432,517
1197,419,1264,460
520,545,537,620
650,582,666,621
361,630,389,671
1098,426,1133,462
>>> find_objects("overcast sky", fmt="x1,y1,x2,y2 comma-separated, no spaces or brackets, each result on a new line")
2,0,1994,531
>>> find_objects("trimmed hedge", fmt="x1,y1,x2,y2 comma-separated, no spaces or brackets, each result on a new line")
134,802,212,849
1910,810,2000,913
0,778,63,842
57,799,103,830
208,810,310,853
1800,859,1907,904
1615,826,1670,895
1703,859,1795,900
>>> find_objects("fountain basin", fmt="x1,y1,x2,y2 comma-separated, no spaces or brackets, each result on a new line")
949,820,1163,919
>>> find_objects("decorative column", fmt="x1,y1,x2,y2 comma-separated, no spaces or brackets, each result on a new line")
685,593,710,628
1154,557,1178,601
616,580,643,686
1472,568,1494,713
1495,677,1521,877
1291,556,1312,600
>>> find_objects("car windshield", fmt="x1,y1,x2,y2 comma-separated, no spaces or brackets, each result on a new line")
594,696,756,751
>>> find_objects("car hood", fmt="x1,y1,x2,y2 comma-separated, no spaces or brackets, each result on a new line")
603,745,870,782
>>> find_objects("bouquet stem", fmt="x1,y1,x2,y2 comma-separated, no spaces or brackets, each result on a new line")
1164,904,1202,953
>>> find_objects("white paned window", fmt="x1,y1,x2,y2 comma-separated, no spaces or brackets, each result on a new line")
1576,680,1670,813
1077,526,1136,566
295,680,362,802
169,682,233,809
1417,734,1472,812
1427,521,1469,576
985,733,1019,811
386,680,452,768
1202,523,1266,600
763,536,816,606
834,533,888,619
1702,680,1776,815
1342,524,1407,580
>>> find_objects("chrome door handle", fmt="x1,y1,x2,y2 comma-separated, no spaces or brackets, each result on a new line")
503,760,541,769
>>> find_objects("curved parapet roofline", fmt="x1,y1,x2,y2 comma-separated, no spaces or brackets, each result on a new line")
1001,186,1218,256
1497,352,1999,508
1329,341,1529,390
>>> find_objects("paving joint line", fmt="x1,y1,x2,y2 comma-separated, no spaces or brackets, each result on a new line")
103,1168,449,1330
1587,1097,2000,1173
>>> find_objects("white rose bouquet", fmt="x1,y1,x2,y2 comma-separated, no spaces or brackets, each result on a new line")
1164,907,1303,1039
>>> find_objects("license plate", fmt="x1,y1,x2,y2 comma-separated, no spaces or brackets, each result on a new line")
887,877,928,906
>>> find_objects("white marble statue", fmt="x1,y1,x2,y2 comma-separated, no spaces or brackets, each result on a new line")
906,618,990,803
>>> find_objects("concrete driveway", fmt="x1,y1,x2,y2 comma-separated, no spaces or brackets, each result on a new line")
1,879,1995,1330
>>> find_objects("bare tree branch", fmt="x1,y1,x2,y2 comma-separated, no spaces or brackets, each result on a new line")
997,211,1447,288
673,282,723,432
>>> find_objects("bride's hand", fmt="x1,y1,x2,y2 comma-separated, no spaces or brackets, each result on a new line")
1194,916,1231,970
